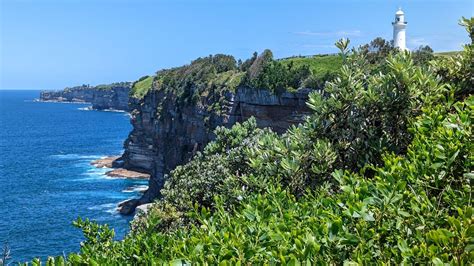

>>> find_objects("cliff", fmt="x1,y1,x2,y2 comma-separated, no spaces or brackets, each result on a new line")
112,53,337,214
120,86,313,213
40,82,132,111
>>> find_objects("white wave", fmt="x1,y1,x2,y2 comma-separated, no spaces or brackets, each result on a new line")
122,185,148,193
85,168,109,175
75,169,112,181
76,107,128,113
100,109,127,113
88,203,116,210
88,203,118,214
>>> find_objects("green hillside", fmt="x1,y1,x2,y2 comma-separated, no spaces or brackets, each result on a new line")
435,51,462,57
131,75,154,98
280,54,342,79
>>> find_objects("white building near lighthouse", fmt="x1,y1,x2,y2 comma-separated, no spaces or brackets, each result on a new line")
392,8,408,51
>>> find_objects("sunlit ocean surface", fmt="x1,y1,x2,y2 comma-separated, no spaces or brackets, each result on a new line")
0,90,145,262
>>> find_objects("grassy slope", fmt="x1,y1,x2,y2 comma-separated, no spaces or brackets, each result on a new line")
131,76,154,98
280,55,342,79
435,51,462,57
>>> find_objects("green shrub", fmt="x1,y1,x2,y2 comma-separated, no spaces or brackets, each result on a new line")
247,51,445,196
61,94,472,265
243,50,314,93
431,17,473,99
161,117,270,213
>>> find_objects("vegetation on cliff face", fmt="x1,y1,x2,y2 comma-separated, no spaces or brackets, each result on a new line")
60,82,132,92
94,82,132,90
23,18,473,265
129,49,344,102
131,75,154,98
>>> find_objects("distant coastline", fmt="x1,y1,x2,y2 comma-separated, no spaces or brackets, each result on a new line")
39,82,131,112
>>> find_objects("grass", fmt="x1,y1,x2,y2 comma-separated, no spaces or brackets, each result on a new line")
435,51,462,57
131,76,154,98
280,55,342,79
213,70,245,92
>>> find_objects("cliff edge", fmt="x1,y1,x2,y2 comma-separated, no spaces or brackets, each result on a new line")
121,86,313,214
117,52,329,213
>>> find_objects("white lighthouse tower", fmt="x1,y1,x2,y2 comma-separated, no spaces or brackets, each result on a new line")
392,8,408,51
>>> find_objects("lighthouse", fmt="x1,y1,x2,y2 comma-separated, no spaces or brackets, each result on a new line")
392,8,408,51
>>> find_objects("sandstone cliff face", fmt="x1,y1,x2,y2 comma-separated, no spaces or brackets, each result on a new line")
40,84,131,111
122,87,313,206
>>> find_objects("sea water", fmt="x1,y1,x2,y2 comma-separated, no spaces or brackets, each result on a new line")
0,90,145,262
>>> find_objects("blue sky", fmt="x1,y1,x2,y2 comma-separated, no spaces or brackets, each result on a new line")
0,0,471,90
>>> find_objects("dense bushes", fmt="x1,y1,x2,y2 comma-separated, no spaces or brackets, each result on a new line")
431,17,473,99
242,49,313,93
156,54,240,106
246,51,445,196
161,118,269,213
131,49,341,102
52,94,472,264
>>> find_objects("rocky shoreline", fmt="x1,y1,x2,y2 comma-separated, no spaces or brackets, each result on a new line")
90,156,150,214
90,156,150,180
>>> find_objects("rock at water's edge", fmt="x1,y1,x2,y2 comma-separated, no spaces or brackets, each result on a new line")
90,156,121,168
117,199,140,215
90,156,150,215
106,168,150,179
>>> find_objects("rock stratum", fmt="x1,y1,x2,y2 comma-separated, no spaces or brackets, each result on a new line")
39,82,132,111
119,86,314,214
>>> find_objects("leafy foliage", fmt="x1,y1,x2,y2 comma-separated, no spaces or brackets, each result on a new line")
359,37,434,69
411,45,435,65
242,49,313,93
247,51,445,195
431,17,473,99
155,54,239,106
161,117,269,214
359,37,394,65
41,94,472,264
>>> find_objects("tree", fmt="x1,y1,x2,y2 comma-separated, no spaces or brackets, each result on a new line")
359,37,394,64
412,45,434,65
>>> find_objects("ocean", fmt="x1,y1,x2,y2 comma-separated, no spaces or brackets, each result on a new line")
0,90,145,262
